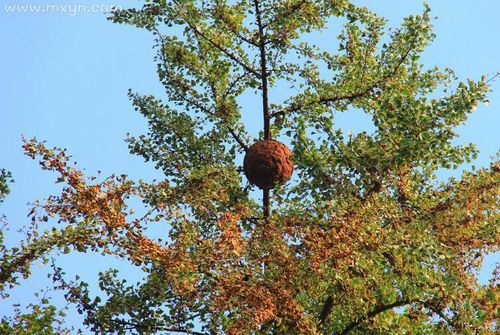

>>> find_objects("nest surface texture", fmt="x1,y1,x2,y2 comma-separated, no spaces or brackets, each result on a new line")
243,139,293,189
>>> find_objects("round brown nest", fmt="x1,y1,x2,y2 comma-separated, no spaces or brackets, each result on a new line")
243,139,293,190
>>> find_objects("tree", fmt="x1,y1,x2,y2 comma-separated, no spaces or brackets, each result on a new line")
1,1,499,334
0,169,13,204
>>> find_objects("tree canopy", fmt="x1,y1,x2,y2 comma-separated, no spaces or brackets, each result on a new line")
1,1,499,334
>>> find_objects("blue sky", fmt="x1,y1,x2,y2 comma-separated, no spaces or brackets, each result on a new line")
0,0,499,331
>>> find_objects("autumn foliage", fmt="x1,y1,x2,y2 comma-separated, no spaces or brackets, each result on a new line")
1,1,499,334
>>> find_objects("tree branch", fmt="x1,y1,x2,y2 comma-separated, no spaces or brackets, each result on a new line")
253,0,271,140
156,58,249,153
227,126,249,152
110,318,207,335
338,299,410,335
211,5,259,47
318,295,334,325
51,261,208,335
154,7,251,154
223,70,253,98
336,298,456,335
271,90,370,118
0,223,94,287
271,14,426,119
419,300,455,328
172,0,261,78
261,0,309,29
253,0,271,219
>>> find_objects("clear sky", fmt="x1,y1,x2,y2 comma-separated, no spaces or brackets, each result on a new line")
0,0,499,332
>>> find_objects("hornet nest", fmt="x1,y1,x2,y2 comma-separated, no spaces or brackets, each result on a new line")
243,139,293,190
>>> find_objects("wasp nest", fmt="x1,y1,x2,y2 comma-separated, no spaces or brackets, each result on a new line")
243,139,293,190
